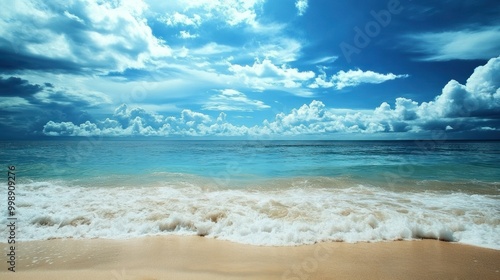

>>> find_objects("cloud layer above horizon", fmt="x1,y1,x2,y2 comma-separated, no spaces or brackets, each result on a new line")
0,0,499,139
43,56,500,138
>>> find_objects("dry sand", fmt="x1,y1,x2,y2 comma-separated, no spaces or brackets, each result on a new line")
1,236,499,279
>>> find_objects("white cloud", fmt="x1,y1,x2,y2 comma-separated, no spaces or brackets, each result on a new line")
43,103,245,137
295,0,308,16
43,56,500,138
332,69,409,90
228,58,315,92
465,56,500,98
370,56,500,131
0,0,313,102
163,12,201,26
309,67,333,89
259,55,499,134
179,30,198,39
43,121,104,137
192,43,235,55
310,69,408,90
114,104,164,129
199,0,265,27
63,10,85,24
478,126,497,131
405,26,500,61
0,0,172,73
159,0,265,28
425,56,500,118
253,38,303,63
202,89,270,112
309,56,338,65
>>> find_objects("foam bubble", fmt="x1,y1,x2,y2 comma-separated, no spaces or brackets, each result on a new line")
1,178,499,249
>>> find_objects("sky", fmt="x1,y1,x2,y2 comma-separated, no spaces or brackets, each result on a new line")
0,0,499,140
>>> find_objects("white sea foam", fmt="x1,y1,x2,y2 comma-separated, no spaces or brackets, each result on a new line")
2,178,499,249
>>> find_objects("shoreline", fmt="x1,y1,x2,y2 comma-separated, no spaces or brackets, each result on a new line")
2,236,499,279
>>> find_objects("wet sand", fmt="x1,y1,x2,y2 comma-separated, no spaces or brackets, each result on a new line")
2,236,499,279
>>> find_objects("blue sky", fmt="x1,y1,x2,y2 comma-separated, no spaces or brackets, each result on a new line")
0,0,499,139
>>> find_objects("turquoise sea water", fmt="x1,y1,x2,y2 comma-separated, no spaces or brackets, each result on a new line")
3,140,500,182
1,140,499,248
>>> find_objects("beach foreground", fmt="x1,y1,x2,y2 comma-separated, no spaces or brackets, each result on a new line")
2,236,499,280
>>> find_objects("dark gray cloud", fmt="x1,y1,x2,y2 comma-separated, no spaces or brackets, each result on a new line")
0,48,83,74
0,75,109,138
0,101,96,138
0,76,43,97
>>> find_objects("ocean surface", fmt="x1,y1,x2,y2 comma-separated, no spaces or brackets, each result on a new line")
1,140,499,249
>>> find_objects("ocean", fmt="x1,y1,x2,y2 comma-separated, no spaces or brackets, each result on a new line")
1,140,499,249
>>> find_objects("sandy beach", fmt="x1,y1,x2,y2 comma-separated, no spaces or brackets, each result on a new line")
2,236,499,280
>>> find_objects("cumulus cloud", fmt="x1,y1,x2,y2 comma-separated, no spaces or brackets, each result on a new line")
203,89,270,112
427,56,500,118
369,56,500,131
295,0,309,16
404,26,500,61
43,103,244,137
43,56,500,138
310,69,408,90
43,121,100,137
262,55,499,134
